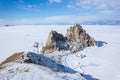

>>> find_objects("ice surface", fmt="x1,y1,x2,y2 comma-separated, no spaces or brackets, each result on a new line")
0,25,120,80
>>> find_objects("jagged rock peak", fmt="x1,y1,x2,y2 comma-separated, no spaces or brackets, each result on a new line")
50,30,66,41
66,24,85,42
44,30,68,53
66,24,97,47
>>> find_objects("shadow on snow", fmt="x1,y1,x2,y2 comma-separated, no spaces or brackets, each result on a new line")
83,74,100,80
97,41,107,47
27,52,100,80
27,52,76,74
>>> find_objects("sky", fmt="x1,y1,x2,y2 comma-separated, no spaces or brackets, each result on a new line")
0,0,120,25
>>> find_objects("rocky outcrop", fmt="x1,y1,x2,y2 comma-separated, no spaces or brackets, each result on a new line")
0,52,87,80
66,24,97,47
0,52,24,66
44,30,69,53
44,24,97,53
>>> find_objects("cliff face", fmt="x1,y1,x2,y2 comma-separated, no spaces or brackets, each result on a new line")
44,30,69,53
66,24,97,47
44,24,97,53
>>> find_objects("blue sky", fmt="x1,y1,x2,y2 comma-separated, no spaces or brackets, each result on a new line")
0,0,120,25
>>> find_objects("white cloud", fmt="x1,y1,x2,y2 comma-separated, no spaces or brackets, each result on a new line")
69,0,120,10
81,0,91,5
17,2,41,11
27,5,32,8
19,0,24,4
1,15,113,25
66,0,120,18
67,4,73,8
100,10,113,15
48,0,62,3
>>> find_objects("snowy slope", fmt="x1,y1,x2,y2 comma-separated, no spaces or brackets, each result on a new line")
0,25,120,80
0,63,85,80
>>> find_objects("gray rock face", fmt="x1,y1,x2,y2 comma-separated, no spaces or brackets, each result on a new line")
44,30,69,53
66,24,97,47
44,24,97,53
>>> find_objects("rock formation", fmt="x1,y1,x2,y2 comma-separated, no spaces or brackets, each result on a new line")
66,24,97,47
0,52,24,66
44,24,97,53
44,30,69,53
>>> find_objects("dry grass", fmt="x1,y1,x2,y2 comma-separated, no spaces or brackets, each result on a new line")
0,52,24,66
0,66,6,69
15,67,19,72
24,68,29,72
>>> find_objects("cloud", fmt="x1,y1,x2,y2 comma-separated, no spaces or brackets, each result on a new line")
17,1,41,11
17,4,32,10
67,4,73,8
66,0,120,18
100,10,113,15
19,0,24,4
67,0,120,13
17,0,44,10
1,15,114,25
48,0,62,3
27,5,32,8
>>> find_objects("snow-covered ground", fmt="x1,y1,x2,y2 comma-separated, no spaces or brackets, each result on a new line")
0,25,70,62
0,62,85,80
0,25,120,80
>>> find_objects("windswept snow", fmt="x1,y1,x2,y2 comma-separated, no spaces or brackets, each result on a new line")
0,63,85,80
0,25,120,80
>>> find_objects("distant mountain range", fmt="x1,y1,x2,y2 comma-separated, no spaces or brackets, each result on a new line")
83,20,120,25
2,20,120,26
